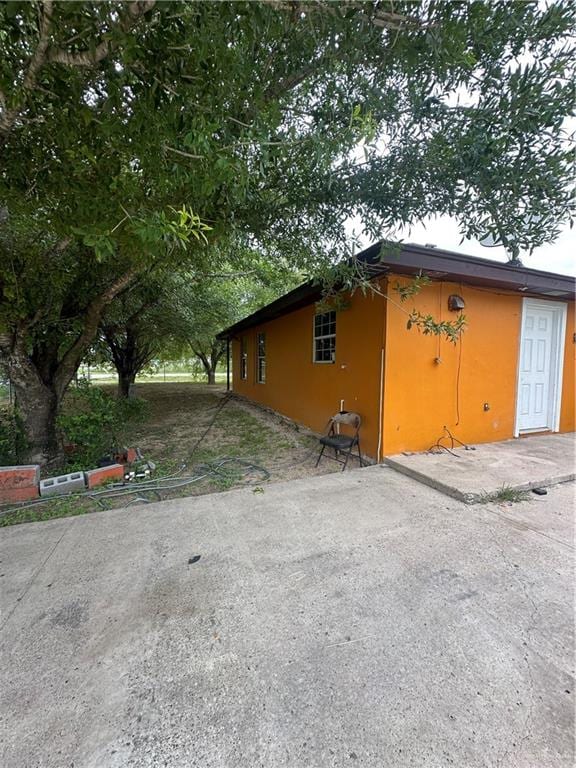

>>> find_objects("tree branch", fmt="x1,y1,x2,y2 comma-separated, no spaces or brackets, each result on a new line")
47,39,111,68
263,1,426,101
262,1,422,31
164,145,205,161
47,1,156,67
192,347,209,368
54,268,139,397
0,1,156,137
0,0,54,136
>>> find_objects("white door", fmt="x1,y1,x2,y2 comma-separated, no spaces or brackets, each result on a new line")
515,299,567,434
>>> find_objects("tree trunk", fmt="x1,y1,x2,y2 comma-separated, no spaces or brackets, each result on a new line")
103,320,153,399
192,343,224,385
11,372,61,467
117,369,136,398
2,340,86,466
0,269,139,465
197,355,217,384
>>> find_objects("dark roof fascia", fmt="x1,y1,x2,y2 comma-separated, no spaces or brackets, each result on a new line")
367,243,576,295
218,242,575,339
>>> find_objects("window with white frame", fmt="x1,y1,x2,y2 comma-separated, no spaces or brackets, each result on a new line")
240,337,248,380
256,332,266,383
313,311,336,363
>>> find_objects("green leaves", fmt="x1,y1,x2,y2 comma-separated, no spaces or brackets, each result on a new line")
395,273,432,302
1,0,574,389
73,230,115,262
168,206,213,245
128,206,212,253
406,309,467,344
2,0,574,275
57,380,149,469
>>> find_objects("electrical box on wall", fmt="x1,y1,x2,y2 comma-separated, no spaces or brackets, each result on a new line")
448,294,465,311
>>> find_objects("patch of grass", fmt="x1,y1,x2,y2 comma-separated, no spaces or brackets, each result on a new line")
2,384,329,527
0,496,93,527
153,457,185,476
481,485,532,504
209,463,245,490
217,406,278,456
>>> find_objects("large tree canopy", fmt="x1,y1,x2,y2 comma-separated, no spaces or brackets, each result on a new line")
163,258,302,384
96,276,173,398
96,253,298,392
2,1,574,254
0,0,574,463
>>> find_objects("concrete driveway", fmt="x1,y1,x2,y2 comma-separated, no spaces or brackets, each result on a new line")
0,467,574,767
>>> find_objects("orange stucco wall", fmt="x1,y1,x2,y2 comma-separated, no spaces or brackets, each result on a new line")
231,276,575,460
382,277,575,455
232,283,387,458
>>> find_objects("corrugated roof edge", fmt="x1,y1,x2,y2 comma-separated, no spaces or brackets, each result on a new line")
217,241,575,339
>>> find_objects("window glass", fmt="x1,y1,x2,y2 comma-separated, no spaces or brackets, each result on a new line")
240,337,247,380
257,332,266,383
313,311,336,363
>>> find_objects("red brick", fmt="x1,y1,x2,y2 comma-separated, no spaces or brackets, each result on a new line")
0,485,39,503
114,447,139,464
85,464,125,489
0,465,40,490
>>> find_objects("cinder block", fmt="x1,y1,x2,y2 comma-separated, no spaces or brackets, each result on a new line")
0,485,39,503
40,472,86,497
85,464,124,489
0,465,40,502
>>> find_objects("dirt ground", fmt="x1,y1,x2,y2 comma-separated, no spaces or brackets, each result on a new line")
1,383,344,525
122,382,341,485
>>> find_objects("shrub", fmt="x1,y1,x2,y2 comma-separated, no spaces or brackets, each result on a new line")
114,395,149,424
58,382,117,468
0,407,28,465
58,380,149,470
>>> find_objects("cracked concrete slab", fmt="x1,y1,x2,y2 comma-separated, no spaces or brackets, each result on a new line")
385,432,576,502
0,467,574,767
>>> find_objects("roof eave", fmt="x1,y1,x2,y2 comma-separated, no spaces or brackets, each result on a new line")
218,243,575,339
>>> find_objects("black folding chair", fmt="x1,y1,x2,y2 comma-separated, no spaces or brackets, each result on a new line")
315,411,364,472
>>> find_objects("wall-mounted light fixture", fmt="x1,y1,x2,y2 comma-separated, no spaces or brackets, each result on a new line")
448,294,465,311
